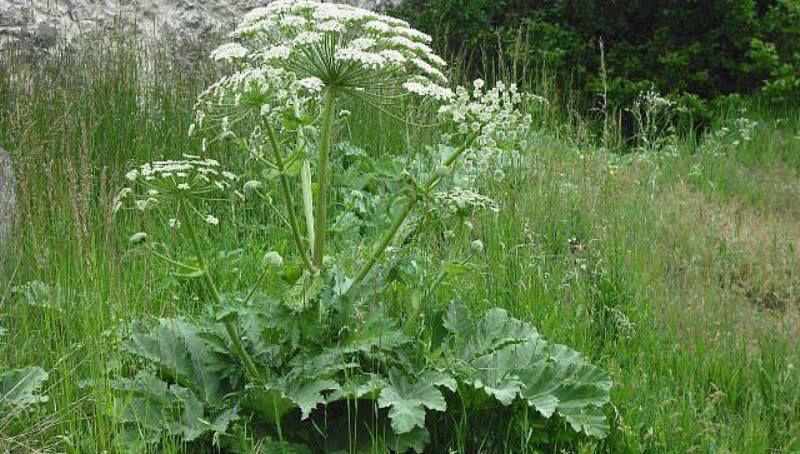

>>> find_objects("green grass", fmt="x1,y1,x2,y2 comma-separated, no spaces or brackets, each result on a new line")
1,32,799,453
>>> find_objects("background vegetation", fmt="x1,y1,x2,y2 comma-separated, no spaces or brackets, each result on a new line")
392,0,800,109
1,4,800,453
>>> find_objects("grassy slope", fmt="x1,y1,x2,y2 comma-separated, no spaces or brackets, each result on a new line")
1,38,799,453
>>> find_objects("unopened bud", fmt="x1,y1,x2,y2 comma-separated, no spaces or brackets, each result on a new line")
263,251,284,267
129,232,148,245
470,239,484,253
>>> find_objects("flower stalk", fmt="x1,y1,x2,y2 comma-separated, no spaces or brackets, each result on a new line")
346,136,476,295
264,123,317,274
181,202,263,382
313,88,337,268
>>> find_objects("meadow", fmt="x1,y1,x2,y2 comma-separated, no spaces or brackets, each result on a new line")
1,8,799,453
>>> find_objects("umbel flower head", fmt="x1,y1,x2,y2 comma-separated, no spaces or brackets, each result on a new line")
211,0,453,102
114,154,239,226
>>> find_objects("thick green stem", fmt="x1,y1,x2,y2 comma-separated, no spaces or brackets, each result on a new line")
181,203,262,382
313,88,338,268
301,160,315,257
349,196,417,292
347,139,476,294
295,102,316,260
265,123,316,274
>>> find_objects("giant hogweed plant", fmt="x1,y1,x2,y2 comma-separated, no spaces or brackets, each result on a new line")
112,1,612,452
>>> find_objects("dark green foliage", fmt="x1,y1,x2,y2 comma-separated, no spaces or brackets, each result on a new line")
392,0,800,103
113,294,612,452
0,367,49,411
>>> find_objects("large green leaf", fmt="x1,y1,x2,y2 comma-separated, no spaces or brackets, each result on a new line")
389,426,430,454
286,378,340,419
445,304,613,438
124,318,232,406
378,370,455,434
248,371,341,423
114,371,239,445
0,367,49,410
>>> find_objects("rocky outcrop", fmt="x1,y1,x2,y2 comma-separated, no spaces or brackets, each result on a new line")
0,147,15,248
0,0,403,49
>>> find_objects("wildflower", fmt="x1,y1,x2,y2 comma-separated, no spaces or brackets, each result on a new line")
215,1,452,102
437,80,532,186
204,215,219,226
168,218,181,229
263,251,284,267
210,42,249,62
125,170,139,182
433,187,500,216
243,180,263,195
129,232,148,244
470,239,484,253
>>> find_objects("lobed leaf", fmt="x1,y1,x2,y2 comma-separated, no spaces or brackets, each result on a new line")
446,303,613,438
378,370,455,434
0,367,49,410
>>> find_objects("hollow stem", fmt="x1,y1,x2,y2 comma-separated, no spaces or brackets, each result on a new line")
348,196,417,293
347,138,476,294
180,202,262,382
301,160,315,258
295,101,316,260
313,88,338,268
264,123,316,274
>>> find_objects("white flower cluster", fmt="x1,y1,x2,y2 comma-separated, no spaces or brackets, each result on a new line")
213,0,452,101
432,187,500,217
191,66,318,142
438,79,534,185
439,79,529,142
115,154,240,226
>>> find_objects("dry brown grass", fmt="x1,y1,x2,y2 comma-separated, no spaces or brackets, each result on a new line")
653,179,800,348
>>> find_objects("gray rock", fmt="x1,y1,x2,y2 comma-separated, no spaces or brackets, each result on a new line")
0,0,404,49
0,147,16,248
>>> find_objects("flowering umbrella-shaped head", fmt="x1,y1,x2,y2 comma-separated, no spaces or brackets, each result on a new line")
197,1,458,270
211,0,453,102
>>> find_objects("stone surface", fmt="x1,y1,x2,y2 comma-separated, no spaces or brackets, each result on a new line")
0,147,15,248
0,0,403,49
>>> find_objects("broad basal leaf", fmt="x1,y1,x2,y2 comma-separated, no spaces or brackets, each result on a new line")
557,406,610,438
341,311,410,355
389,426,430,454
327,374,385,403
446,306,613,439
124,318,232,406
113,371,228,443
0,367,49,410
286,378,340,420
378,370,454,434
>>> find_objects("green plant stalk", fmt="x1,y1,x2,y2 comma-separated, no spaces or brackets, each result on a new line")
180,202,262,382
301,160,315,257
296,101,316,259
347,137,476,294
313,88,337,268
264,123,316,274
